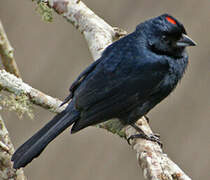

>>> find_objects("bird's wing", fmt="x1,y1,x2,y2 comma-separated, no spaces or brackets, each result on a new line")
60,58,103,106
75,57,168,113
61,33,135,106
71,47,169,132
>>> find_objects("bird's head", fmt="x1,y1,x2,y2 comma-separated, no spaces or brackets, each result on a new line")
136,14,196,58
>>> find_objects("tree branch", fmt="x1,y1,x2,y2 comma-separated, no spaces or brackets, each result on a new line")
35,0,116,59
0,69,65,113
0,114,26,180
0,19,26,179
0,20,21,78
126,119,191,180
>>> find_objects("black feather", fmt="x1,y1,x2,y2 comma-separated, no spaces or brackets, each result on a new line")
12,104,79,169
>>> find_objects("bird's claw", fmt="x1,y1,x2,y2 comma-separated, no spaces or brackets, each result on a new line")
148,134,163,147
154,133,160,138
127,133,163,148
144,115,150,123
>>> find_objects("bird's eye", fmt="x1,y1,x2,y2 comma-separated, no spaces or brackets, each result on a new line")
162,35,169,42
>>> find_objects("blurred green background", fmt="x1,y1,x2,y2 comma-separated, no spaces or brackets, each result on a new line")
0,0,209,179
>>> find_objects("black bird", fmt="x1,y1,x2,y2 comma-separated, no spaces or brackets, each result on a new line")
12,14,196,169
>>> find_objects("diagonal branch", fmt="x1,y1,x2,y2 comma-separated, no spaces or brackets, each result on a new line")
0,19,25,180
125,119,191,180
35,0,116,60
0,20,21,78
0,114,26,180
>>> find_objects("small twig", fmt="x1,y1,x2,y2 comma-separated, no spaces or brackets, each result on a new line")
0,20,21,78
0,114,26,180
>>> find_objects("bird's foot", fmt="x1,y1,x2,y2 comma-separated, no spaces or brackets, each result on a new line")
127,133,162,147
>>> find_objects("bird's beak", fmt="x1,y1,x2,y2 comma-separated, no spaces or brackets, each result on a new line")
176,34,197,47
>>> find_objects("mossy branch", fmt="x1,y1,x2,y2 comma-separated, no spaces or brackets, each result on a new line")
0,114,26,180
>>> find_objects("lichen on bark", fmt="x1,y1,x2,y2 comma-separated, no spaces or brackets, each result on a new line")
0,115,26,180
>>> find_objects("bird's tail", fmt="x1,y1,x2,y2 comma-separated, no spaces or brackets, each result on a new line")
11,105,79,169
